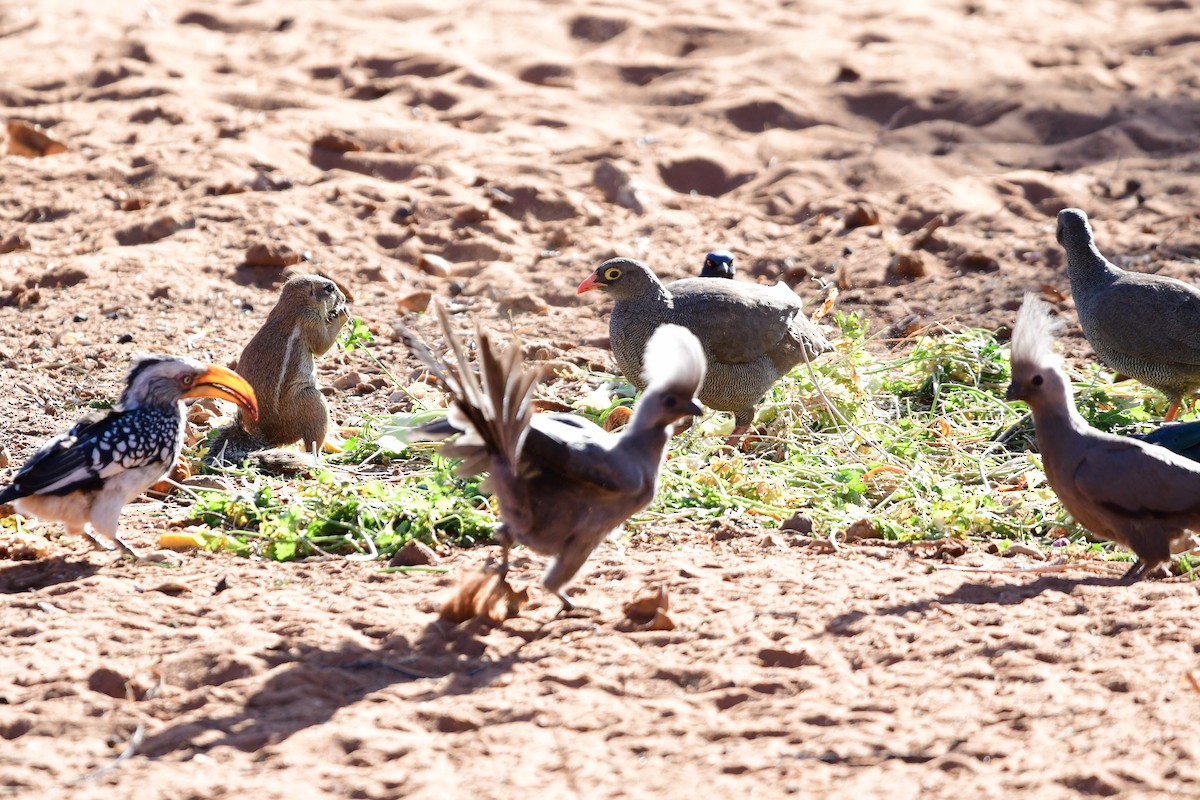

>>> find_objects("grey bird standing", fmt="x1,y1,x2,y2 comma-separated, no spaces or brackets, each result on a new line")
1058,207,1200,421
0,356,258,557
1007,294,1200,582
699,250,735,279
577,257,831,437
399,306,705,612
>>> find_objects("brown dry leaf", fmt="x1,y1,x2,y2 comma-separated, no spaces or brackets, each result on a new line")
1040,283,1067,303
244,243,301,268
6,120,67,157
440,568,529,624
620,583,675,632
603,405,633,431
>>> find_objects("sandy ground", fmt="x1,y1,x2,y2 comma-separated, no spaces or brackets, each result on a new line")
2,0,1200,796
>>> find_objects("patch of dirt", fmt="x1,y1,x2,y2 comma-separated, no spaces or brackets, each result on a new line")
2,0,1200,797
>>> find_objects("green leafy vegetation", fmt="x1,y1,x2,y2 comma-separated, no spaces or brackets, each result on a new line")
180,312,1192,567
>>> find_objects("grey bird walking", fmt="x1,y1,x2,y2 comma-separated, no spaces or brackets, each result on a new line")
1058,207,1200,421
577,257,831,438
1007,294,1200,582
399,306,706,612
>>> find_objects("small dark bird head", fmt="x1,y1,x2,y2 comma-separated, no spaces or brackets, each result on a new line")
1005,294,1069,410
699,250,735,279
631,324,706,432
120,355,259,420
576,258,662,300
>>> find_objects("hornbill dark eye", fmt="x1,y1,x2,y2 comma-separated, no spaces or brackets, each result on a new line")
663,395,678,408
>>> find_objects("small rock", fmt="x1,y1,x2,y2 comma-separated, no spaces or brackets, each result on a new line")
332,371,362,391
6,120,67,158
842,517,881,542
397,290,433,313
0,234,31,254
780,512,813,534
313,132,364,153
389,540,439,567
245,243,302,268
1003,542,1046,561
959,252,1000,273
594,159,645,214
843,202,880,230
0,445,9,468
419,253,452,278
116,333,134,344
498,292,549,315
87,668,131,699
886,252,927,281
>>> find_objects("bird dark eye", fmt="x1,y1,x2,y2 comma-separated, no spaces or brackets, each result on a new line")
663,396,678,408
1032,374,1043,386
182,374,194,386
324,284,335,294
604,267,621,281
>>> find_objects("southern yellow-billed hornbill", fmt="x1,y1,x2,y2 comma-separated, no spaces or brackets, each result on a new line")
0,355,258,557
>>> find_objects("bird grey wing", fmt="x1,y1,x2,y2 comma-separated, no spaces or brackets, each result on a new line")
520,415,646,494
1138,422,1200,462
5,410,124,497
1073,439,1200,518
664,279,799,364
1090,285,1200,367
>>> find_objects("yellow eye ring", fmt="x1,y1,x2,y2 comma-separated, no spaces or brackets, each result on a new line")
604,267,622,281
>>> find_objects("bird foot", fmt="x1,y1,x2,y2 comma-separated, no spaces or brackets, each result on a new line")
556,591,599,618
1119,559,1150,584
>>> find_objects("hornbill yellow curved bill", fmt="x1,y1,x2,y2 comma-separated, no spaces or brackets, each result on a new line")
0,355,258,557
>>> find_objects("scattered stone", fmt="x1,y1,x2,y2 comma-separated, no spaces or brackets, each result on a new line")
397,290,433,313
842,517,881,542
389,540,439,567
332,371,363,390
0,234,30,254
115,215,187,246
6,120,67,158
181,475,231,491
245,242,302,268
780,512,814,534
842,202,880,230
313,132,364,153
419,253,452,277
0,446,9,468
1003,542,1047,561
498,292,549,315
886,251,927,281
594,159,645,214
87,668,132,699
958,252,1000,273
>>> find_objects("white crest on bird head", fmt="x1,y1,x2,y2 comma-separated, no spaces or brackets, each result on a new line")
1010,293,1062,373
642,324,706,395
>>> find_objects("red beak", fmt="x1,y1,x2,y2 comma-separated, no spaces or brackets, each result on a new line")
576,271,603,295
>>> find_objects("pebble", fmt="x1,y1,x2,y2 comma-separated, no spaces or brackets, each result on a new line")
419,253,452,278
397,290,433,313
389,540,439,567
887,252,927,281
332,371,363,390
245,243,301,268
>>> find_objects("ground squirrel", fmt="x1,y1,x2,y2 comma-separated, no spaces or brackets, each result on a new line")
205,274,349,467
